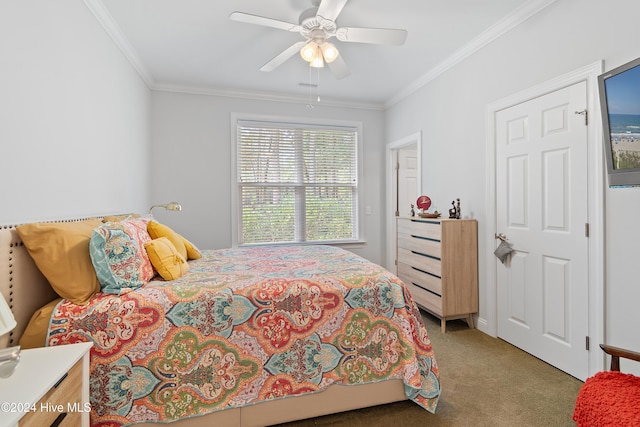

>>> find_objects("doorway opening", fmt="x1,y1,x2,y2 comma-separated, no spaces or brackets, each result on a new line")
385,132,422,271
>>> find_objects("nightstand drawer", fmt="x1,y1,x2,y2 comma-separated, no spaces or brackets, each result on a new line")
397,219,441,240
20,359,83,427
397,262,442,296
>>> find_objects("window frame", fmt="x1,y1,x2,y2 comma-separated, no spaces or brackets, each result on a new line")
230,113,365,248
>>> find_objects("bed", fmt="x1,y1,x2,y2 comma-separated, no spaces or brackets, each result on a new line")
0,216,440,427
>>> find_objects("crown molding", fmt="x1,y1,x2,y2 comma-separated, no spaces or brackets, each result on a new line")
85,0,556,111
383,0,559,109
84,0,381,110
82,0,155,87
153,83,385,111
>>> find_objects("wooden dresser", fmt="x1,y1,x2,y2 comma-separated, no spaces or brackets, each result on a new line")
396,217,478,332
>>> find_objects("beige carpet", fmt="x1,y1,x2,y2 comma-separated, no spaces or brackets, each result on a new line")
276,311,583,426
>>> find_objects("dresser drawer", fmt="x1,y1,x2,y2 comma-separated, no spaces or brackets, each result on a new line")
404,282,442,317
397,219,441,240
397,233,441,258
397,248,441,277
397,262,442,296
20,359,83,427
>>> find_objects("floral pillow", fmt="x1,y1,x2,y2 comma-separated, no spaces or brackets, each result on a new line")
89,218,154,294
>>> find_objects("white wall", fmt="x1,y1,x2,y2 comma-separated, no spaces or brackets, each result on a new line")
385,0,640,374
5,0,640,375
150,91,386,264
0,0,151,225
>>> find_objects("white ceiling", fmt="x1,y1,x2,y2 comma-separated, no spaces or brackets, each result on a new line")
98,0,536,107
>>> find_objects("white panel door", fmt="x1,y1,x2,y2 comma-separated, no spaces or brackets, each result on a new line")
496,81,589,380
398,148,417,216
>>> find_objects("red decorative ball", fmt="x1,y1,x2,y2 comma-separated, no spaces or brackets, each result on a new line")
416,195,431,210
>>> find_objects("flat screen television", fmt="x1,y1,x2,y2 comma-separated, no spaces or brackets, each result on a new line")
598,56,640,187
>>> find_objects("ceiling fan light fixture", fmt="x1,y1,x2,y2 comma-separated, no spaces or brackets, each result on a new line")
300,41,317,62
301,42,325,68
320,42,338,63
232,0,408,79
310,46,325,68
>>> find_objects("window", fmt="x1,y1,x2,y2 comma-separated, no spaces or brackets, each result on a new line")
234,117,360,246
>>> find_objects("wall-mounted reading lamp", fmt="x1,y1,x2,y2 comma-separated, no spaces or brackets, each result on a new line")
148,202,182,214
0,293,19,378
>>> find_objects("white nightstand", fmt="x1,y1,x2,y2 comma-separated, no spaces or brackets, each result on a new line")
0,342,92,427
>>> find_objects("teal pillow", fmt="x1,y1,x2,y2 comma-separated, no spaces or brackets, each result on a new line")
89,219,154,294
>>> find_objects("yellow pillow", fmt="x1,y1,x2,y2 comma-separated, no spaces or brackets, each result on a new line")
17,219,103,305
147,221,187,259
183,237,202,260
19,298,62,349
145,238,189,280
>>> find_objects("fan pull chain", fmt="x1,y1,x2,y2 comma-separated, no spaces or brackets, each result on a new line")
316,67,321,103
307,65,314,109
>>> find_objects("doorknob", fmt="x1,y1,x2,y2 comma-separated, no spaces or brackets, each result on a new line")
495,233,508,242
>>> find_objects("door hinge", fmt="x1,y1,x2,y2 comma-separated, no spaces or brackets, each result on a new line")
585,223,590,238
586,336,590,351
575,109,588,125
395,161,400,217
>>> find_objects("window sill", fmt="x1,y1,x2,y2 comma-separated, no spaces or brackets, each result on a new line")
331,240,368,249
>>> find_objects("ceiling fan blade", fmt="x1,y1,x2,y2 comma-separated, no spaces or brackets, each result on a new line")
336,27,407,45
327,54,350,80
316,0,349,22
229,12,302,33
260,41,307,72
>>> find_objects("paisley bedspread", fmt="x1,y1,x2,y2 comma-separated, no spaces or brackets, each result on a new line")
47,245,440,426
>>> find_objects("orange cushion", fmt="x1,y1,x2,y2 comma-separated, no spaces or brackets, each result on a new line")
573,371,640,426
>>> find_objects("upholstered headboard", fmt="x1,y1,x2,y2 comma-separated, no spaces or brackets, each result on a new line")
0,225,58,348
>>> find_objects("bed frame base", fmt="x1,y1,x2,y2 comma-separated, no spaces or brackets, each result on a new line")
134,379,406,427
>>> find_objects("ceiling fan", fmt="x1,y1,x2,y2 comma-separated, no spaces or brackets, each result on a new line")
229,0,408,79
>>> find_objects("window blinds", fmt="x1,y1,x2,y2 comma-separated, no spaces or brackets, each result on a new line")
237,120,358,245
